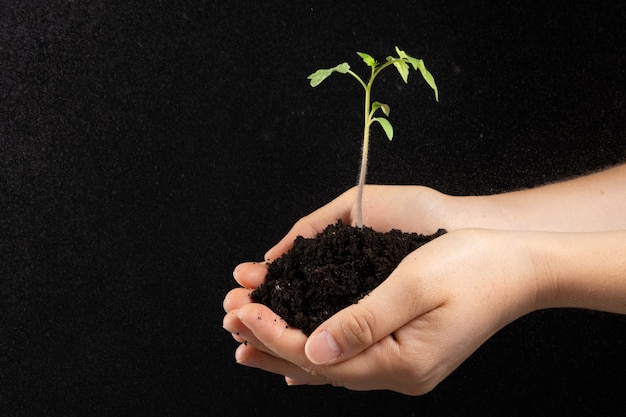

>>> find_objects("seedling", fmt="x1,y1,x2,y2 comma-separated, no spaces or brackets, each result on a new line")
308,46,438,227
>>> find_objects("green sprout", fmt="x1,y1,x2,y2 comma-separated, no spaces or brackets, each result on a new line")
308,46,438,228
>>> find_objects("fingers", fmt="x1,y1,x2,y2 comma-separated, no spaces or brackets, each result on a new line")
236,303,312,367
223,308,272,355
223,284,446,394
233,261,268,288
235,344,327,385
304,255,440,365
224,303,331,385
226,303,454,394
223,287,253,312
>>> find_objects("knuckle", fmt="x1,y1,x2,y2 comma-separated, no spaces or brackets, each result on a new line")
301,364,321,377
338,306,378,348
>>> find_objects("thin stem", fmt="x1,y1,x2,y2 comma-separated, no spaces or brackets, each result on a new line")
372,60,396,78
346,70,367,90
355,66,377,228
356,85,371,228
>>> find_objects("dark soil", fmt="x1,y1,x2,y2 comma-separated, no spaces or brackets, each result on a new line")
251,221,446,335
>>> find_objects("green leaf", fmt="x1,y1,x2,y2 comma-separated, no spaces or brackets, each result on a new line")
395,47,419,70
335,62,351,73
371,117,394,140
371,101,390,117
356,52,377,68
392,59,410,83
395,46,409,60
307,62,350,87
413,59,439,101
394,47,438,101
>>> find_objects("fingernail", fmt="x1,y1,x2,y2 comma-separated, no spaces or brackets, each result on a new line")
235,344,258,368
306,330,341,365
286,377,305,386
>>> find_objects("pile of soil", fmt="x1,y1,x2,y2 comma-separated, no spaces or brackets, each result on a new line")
251,221,446,335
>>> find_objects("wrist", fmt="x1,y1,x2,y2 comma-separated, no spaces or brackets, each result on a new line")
529,231,626,314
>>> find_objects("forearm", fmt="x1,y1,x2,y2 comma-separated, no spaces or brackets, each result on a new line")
444,163,626,232
532,230,626,314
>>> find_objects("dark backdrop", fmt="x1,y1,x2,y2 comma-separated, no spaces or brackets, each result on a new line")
2,1,625,416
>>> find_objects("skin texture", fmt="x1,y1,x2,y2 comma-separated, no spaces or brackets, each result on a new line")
223,163,626,395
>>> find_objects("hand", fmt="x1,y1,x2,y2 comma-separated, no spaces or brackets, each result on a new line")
223,184,455,390
224,184,452,329
224,227,546,395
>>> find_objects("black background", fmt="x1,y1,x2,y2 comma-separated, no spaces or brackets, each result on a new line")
2,1,626,416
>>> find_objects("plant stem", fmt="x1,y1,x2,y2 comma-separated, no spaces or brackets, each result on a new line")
355,84,371,228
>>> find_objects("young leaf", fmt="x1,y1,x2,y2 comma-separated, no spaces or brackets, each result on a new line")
357,52,377,68
395,46,410,60
371,117,393,140
395,46,439,101
392,59,410,83
396,47,420,70
307,62,351,87
413,59,439,101
371,101,390,117
396,46,415,60
334,62,351,73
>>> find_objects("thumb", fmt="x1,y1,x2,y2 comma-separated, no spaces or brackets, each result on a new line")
304,262,433,365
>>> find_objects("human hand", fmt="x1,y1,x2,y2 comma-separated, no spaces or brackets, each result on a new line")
223,184,454,390
224,184,453,336
223,184,452,341
224,227,547,395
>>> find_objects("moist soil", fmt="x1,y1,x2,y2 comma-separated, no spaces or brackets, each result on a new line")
251,220,446,335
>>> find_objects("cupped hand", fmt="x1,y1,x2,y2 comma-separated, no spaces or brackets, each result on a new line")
224,226,548,395
224,184,451,311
